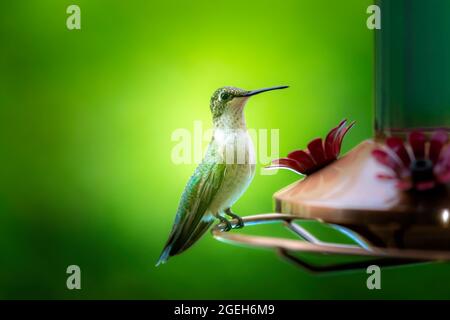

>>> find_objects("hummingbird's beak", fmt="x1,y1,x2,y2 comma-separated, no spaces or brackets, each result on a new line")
241,85,289,97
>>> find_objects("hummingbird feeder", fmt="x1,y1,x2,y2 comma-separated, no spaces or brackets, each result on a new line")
212,0,450,272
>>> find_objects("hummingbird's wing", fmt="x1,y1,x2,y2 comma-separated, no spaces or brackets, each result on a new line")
157,146,226,265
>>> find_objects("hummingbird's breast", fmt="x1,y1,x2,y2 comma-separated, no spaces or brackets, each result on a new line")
207,129,256,214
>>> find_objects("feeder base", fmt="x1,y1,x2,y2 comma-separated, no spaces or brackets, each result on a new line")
274,140,450,250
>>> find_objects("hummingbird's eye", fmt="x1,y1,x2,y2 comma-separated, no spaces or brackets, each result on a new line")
220,92,230,101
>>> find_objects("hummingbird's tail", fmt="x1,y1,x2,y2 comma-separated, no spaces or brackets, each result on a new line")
156,217,214,266
156,245,172,267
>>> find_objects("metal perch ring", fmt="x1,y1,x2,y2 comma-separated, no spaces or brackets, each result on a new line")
211,213,450,273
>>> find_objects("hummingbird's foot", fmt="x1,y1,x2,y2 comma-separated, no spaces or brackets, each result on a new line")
216,214,232,232
225,208,244,229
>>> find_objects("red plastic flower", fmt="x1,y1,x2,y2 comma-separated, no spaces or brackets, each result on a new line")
267,119,355,175
372,130,450,191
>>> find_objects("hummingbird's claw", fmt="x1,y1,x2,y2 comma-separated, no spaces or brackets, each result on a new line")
225,208,244,229
217,214,232,232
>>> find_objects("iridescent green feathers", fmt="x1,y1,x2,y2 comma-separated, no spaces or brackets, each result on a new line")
156,143,226,266
210,87,248,121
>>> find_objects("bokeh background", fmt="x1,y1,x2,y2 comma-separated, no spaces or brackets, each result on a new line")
1,0,449,299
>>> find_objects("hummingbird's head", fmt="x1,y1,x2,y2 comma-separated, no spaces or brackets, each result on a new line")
210,85,288,128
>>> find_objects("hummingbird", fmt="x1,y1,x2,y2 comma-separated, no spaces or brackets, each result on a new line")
157,85,289,265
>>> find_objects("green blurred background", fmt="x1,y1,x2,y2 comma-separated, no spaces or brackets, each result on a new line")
0,0,449,299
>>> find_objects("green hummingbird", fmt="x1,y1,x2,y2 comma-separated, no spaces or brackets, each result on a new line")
157,85,288,265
